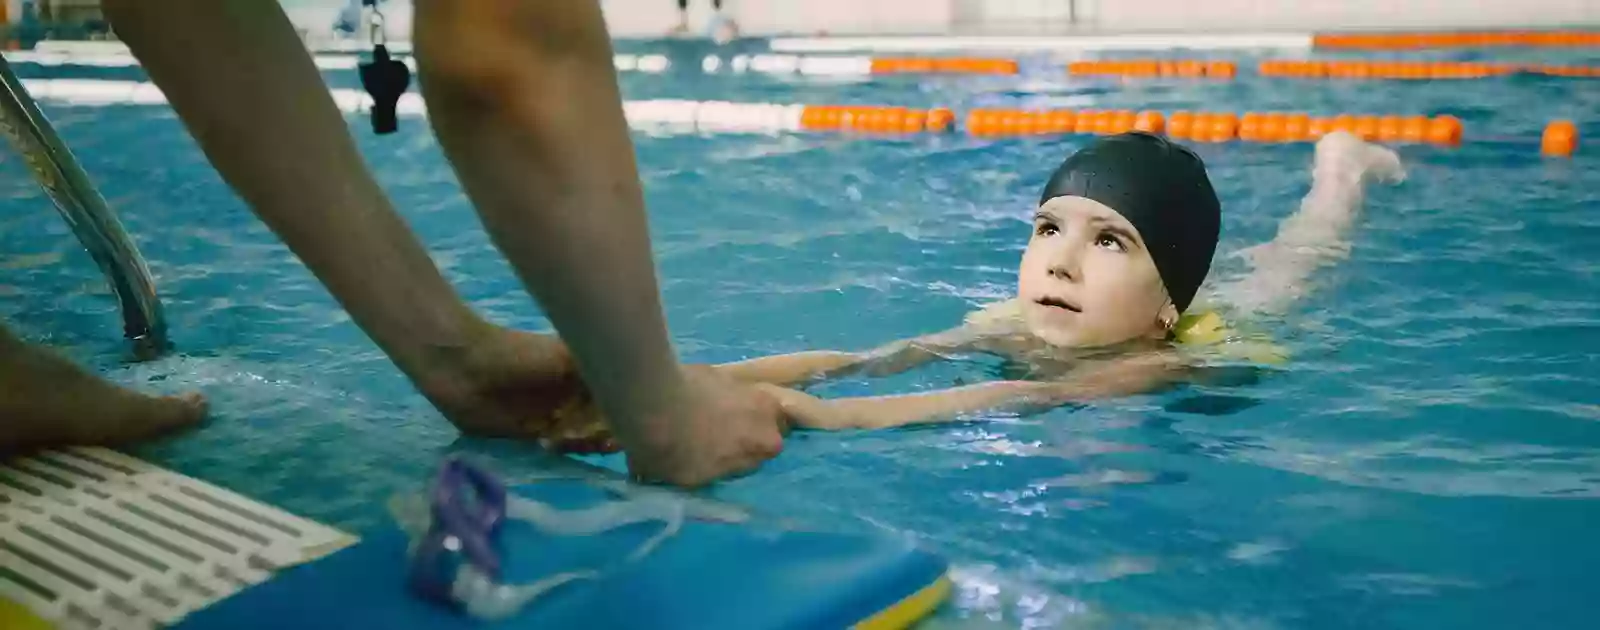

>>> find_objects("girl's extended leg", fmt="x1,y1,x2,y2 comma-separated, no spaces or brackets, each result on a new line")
1210,131,1405,315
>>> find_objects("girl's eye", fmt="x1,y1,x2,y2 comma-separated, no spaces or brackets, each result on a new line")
1035,222,1059,237
1096,233,1127,252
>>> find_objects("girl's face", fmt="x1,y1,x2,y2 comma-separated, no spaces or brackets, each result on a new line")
1017,196,1178,348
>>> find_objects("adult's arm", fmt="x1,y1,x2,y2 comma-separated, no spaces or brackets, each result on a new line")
101,0,485,381
104,0,785,484
407,0,708,451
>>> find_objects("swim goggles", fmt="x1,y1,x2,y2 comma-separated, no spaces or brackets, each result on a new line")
401,457,685,621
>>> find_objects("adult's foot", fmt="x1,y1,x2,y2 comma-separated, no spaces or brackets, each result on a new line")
0,329,207,453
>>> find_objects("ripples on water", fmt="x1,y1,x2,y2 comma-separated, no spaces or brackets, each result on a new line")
1,47,1598,628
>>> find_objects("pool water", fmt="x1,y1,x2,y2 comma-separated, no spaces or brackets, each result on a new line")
3,41,1599,628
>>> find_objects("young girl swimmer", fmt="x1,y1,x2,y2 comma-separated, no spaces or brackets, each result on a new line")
532,130,1403,446
702,130,1406,431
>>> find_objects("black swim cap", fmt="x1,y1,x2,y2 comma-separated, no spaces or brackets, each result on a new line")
1037,132,1221,313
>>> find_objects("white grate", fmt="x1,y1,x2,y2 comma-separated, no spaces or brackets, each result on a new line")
0,447,357,629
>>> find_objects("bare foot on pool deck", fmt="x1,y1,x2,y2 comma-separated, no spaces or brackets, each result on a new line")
0,329,207,453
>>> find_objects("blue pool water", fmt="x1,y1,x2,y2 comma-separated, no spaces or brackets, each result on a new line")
3,41,1600,628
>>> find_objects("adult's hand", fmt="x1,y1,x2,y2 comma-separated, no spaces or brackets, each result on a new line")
416,327,787,487
410,323,616,454
622,366,789,487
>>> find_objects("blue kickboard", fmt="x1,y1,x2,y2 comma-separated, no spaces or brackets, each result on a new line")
174,479,949,630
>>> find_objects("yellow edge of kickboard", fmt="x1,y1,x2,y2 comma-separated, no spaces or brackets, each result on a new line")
852,574,954,630
137,538,944,629
0,596,55,630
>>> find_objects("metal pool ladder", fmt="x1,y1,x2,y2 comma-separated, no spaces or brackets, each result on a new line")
0,53,169,360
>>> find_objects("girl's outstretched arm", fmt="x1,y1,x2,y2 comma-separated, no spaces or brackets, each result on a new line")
763,351,1187,430
1208,131,1406,316
714,325,987,387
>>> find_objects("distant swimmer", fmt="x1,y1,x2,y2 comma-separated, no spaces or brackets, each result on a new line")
332,0,361,38
668,0,739,44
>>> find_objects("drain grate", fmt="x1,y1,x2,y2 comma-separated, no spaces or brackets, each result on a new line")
0,447,357,629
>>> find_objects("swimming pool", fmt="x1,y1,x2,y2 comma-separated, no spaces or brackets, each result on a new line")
3,38,1599,628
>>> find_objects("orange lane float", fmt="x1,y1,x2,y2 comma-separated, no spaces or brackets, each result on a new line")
799,105,1573,158
964,108,1162,137
1260,60,1515,79
1517,65,1600,78
1067,59,1237,79
869,57,1020,75
1313,31,1600,50
1542,120,1579,157
958,108,1465,146
798,105,959,133
1260,59,1600,80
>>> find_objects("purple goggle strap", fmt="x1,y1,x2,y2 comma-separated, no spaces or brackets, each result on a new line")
407,457,509,601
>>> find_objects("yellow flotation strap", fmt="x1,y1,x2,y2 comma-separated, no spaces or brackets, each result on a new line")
961,299,1289,365
1172,310,1229,346
1172,310,1290,365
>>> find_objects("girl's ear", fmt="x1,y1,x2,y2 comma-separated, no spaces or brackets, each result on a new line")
1156,301,1180,333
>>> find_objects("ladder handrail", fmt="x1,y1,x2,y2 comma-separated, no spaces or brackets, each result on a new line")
0,53,169,360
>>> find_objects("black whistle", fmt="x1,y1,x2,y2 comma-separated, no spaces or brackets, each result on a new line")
359,44,410,134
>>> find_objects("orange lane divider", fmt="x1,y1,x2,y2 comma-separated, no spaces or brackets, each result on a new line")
1232,113,1462,145
1260,60,1600,79
1314,31,1600,49
1528,65,1600,78
961,108,1465,146
870,57,1020,75
1260,60,1515,79
964,109,1165,136
1066,60,1238,79
799,105,957,133
801,106,1574,157
1542,120,1579,157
